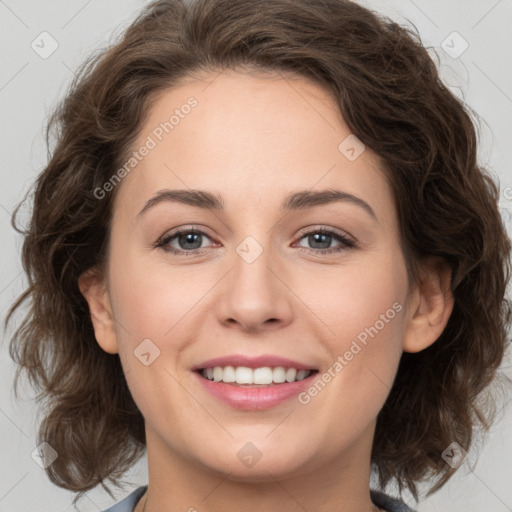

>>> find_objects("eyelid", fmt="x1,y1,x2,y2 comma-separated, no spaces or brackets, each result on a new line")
294,224,355,243
155,224,357,255
155,225,218,251
291,225,357,255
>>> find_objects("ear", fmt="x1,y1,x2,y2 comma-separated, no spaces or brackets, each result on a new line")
78,267,119,354
402,257,454,353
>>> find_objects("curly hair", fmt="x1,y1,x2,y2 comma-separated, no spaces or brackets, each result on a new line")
6,0,511,504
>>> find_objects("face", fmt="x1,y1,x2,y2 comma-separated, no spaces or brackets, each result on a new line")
83,68,431,483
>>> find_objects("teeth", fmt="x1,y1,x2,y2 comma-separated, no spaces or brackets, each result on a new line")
285,368,297,382
200,366,313,385
273,367,286,383
296,370,309,381
253,367,273,384
235,366,253,384
223,365,236,383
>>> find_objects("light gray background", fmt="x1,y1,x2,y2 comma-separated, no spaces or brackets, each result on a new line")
1,1,511,511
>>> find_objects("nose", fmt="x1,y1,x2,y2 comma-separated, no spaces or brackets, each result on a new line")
215,239,294,334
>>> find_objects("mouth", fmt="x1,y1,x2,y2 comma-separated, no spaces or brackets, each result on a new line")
193,362,319,410
196,366,318,386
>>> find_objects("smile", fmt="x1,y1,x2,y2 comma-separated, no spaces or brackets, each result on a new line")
199,366,315,385
194,363,319,410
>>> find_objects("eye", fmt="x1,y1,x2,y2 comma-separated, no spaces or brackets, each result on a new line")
155,227,217,255
154,225,357,256
294,227,356,255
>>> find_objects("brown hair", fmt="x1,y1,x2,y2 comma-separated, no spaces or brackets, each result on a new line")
6,0,511,504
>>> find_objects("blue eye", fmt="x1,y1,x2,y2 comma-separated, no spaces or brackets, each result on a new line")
156,229,214,255
295,229,356,254
155,227,356,256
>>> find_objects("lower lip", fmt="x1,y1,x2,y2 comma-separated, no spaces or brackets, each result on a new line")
194,372,317,410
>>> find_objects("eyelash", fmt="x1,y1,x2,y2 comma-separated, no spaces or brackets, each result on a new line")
154,225,357,257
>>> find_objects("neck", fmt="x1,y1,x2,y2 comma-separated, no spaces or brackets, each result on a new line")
136,422,381,512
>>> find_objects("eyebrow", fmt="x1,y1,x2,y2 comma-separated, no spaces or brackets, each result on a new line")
138,188,377,221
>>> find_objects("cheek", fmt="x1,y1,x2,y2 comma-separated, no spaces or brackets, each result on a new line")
107,244,212,342
296,246,409,354
331,266,407,359
106,252,209,428
294,249,408,418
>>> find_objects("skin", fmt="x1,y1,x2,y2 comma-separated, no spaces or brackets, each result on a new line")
79,68,453,512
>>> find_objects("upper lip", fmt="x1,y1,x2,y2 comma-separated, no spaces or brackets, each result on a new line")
192,355,317,371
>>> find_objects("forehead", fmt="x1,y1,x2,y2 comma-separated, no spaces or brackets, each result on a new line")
113,69,393,222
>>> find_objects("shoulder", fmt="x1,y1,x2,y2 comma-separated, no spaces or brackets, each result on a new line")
370,489,416,512
101,486,147,512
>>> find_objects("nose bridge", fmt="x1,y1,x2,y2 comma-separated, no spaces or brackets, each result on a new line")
215,231,293,331
234,234,274,289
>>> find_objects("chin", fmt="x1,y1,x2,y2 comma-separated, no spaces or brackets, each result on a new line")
196,444,316,482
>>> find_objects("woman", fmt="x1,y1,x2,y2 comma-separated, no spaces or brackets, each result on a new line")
7,0,511,511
